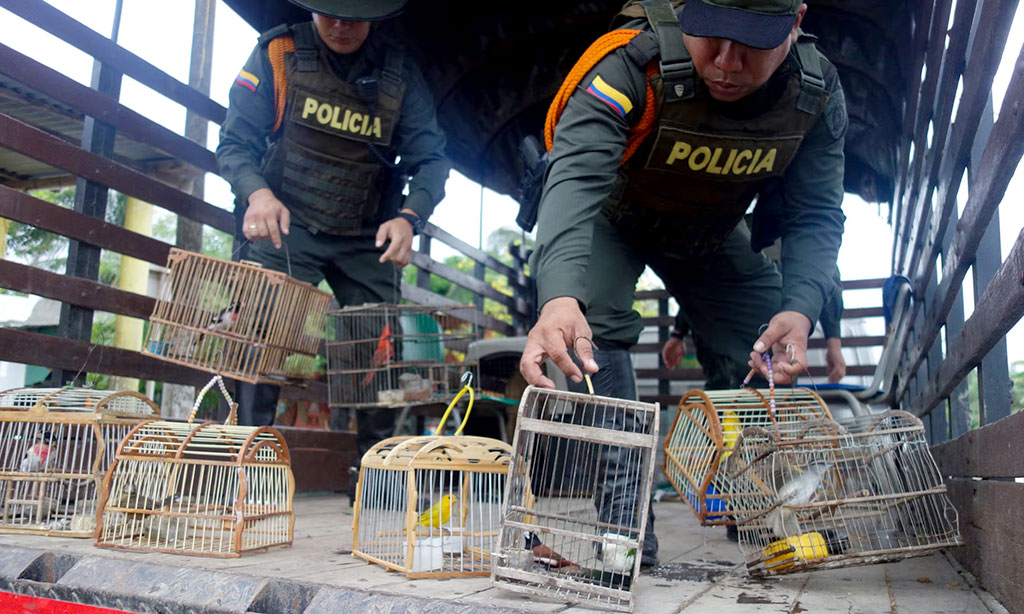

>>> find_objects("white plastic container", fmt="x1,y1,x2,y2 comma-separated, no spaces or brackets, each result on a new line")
412,536,444,571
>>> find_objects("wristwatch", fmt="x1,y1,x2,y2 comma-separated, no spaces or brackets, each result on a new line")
396,211,425,234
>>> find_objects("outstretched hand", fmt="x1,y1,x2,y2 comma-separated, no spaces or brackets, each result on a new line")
243,188,290,249
749,311,813,385
375,212,417,266
520,297,599,388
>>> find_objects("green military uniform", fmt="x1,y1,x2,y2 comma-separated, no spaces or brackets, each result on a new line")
533,29,847,388
216,21,450,442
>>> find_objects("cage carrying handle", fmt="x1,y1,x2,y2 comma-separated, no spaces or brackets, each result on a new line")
433,371,474,436
189,375,238,425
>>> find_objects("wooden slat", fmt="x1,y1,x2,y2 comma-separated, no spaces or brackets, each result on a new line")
0,259,154,319
0,112,233,233
946,478,1024,611
410,251,516,310
0,43,218,174
842,307,884,319
0,0,226,124
400,282,515,336
839,278,887,290
633,365,876,380
932,410,1024,479
421,222,516,279
0,328,325,402
0,184,172,265
895,42,1024,404
909,227,1024,417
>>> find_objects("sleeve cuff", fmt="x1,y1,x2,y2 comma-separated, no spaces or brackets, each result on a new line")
401,192,434,220
235,174,270,202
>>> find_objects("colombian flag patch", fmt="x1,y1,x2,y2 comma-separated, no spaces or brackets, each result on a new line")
235,69,259,92
586,75,633,117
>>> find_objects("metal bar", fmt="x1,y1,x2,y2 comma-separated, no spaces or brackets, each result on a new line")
0,0,227,124
0,113,234,233
0,184,172,265
516,417,656,448
0,43,218,174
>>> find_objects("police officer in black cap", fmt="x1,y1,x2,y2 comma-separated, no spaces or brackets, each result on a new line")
216,0,450,468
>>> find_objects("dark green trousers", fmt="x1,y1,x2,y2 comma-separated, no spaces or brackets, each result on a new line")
584,214,782,389
240,221,400,458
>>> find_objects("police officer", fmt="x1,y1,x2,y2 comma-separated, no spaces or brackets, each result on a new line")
520,0,847,565
215,0,450,463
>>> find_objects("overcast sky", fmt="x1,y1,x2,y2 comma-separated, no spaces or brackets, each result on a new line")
0,0,1020,365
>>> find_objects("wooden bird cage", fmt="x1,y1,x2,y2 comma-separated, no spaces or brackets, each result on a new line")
0,388,158,537
352,434,512,577
725,410,962,577
493,386,660,614
326,303,478,408
663,388,832,526
94,377,294,557
144,248,331,384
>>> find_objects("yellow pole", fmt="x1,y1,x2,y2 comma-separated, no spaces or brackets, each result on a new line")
0,217,9,260
113,196,153,391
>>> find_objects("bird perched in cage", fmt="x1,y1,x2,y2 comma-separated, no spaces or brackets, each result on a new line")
19,432,53,473
719,410,741,461
361,323,394,387
767,460,832,539
419,494,457,528
208,302,241,333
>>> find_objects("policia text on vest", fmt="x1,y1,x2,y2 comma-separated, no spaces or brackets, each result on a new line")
300,95,385,140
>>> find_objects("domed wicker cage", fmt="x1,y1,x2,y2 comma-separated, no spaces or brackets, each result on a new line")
663,388,832,525
725,410,962,576
144,248,331,384
0,388,158,537
353,434,511,578
95,378,294,557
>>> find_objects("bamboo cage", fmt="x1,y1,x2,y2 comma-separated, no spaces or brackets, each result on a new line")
326,303,478,408
0,388,158,537
725,410,962,577
352,435,511,578
663,388,832,525
492,386,660,614
94,377,294,557
144,248,332,384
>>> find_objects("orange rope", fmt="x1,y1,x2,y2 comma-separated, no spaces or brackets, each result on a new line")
544,29,658,165
268,36,296,134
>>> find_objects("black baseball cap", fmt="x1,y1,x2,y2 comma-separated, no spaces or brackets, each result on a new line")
679,0,803,50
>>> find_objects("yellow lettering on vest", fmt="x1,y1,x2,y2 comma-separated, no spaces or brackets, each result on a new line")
342,109,352,131
666,141,692,165
751,148,777,174
747,149,763,175
688,146,712,171
350,113,363,134
316,103,332,124
330,106,344,129
721,149,738,174
361,114,373,136
302,97,319,119
372,117,382,139
707,148,725,174
732,150,752,174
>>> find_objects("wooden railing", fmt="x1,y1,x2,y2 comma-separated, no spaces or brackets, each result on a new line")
0,0,533,402
888,0,1024,609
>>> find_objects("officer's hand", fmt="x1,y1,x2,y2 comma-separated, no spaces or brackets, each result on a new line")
520,296,599,388
375,214,415,266
243,188,290,249
749,310,813,385
825,337,846,383
662,336,685,369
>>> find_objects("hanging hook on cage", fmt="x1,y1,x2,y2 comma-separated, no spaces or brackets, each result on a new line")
572,336,598,395
433,370,475,436
189,375,238,425
232,239,293,278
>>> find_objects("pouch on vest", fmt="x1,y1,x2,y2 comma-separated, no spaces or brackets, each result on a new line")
515,135,547,232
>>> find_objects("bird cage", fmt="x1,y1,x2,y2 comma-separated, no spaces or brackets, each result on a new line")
95,377,294,557
493,386,661,613
326,303,478,408
352,434,512,577
0,387,158,537
144,248,331,384
725,410,963,577
663,388,832,526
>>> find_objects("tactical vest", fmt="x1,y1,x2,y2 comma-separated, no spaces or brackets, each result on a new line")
604,1,831,260
260,24,406,235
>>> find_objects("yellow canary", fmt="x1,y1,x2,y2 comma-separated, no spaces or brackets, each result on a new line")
419,494,458,528
720,410,741,460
